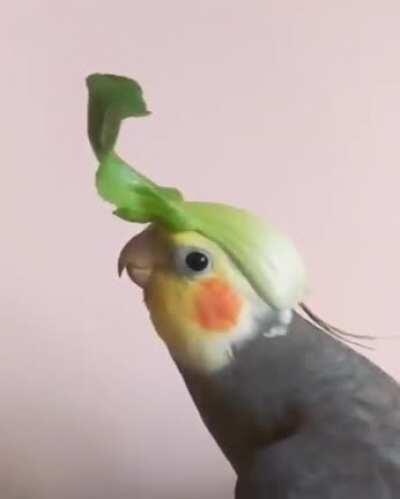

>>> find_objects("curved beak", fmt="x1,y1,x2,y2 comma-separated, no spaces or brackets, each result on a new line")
118,227,157,288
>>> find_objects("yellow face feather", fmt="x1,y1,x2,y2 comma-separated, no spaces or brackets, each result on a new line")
146,233,242,336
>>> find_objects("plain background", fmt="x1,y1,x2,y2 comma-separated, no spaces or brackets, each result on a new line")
2,2,400,498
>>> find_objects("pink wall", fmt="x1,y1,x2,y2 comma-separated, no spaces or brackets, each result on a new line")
2,2,400,498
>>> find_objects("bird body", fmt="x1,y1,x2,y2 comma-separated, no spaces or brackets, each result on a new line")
86,73,400,498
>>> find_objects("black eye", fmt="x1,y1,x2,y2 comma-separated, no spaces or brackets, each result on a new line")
185,251,209,272
174,247,212,276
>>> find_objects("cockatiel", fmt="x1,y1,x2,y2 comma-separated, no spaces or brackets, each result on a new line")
87,74,400,498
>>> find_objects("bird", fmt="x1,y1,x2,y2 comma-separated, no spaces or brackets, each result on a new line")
86,73,400,498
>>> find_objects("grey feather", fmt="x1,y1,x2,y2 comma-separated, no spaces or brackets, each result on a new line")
177,313,400,498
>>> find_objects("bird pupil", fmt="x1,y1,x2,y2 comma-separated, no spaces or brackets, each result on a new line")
185,252,209,272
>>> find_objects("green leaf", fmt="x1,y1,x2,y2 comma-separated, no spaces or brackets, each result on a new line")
86,73,150,160
86,73,308,309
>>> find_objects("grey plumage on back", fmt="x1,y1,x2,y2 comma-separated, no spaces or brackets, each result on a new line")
178,313,400,498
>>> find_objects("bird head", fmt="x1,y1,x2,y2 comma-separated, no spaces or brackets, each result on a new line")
117,223,269,371
87,74,308,372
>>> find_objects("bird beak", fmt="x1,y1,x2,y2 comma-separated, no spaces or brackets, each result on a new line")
118,227,156,288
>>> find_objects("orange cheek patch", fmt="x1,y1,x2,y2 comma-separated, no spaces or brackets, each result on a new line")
194,278,242,331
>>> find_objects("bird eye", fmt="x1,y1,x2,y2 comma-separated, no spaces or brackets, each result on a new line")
185,251,209,272
174,247,212,276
